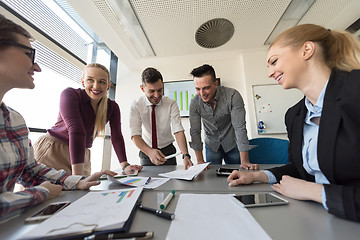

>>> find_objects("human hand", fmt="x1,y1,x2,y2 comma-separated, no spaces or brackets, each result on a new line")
227,170,257,186
76,170,117,190
197,160,210,170
124,164,143,175
148,149,166,165
183,156,194,170
40,181,63,199
240,162,259,170
271,175,323,202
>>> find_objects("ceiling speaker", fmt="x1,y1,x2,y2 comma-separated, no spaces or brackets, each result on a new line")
195,18,234,48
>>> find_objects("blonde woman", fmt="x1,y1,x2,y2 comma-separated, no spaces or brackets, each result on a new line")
34,63,142,176
228,24,360,222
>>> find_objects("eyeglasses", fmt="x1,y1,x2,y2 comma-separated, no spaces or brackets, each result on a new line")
0,40,36,64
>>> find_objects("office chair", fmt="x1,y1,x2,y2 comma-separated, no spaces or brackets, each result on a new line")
248,137,289,164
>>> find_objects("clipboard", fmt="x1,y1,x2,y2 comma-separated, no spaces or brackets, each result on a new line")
45,199,142,240
20,188,144,240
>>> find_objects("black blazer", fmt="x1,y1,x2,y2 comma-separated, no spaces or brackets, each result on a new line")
269,69,360,222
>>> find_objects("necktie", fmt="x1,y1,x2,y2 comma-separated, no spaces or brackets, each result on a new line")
151,104,158,149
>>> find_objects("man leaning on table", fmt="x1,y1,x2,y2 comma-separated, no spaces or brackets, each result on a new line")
130,67,194,169
189,64,258,170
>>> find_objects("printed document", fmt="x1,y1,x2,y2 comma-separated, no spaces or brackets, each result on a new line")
20,187,143,239
158,163,210,180
166,194,272,240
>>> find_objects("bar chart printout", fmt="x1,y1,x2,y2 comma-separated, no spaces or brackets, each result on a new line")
21,187,143,239
164,80,197,117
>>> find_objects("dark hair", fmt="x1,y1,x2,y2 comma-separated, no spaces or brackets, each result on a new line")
271,24,360,71
190,64,216,82
0,14,33,44
142,67,163,85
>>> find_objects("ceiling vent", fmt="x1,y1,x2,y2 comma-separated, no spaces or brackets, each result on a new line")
195,18,234,48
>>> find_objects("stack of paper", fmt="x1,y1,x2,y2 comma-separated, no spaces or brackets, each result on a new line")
158,163,210,180
20,187,143,239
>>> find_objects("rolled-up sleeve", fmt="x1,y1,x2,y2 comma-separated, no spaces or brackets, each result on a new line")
129,101,142,138
230,90,252,152
189,98,203,151
170,101,184,134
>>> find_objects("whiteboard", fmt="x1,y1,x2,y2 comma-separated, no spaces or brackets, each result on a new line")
252,84,304,134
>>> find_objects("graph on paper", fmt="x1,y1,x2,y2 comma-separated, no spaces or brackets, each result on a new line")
164,79,220,117
22,188,143,239
164,80,197,117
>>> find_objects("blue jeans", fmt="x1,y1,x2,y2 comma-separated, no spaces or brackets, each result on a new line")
205,145,240,164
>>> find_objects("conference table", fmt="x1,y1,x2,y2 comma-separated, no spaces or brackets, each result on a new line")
1,164,359,240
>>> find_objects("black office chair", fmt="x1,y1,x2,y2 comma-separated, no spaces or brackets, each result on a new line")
248,137,289,164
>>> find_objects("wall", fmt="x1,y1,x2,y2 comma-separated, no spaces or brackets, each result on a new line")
110,48,288,169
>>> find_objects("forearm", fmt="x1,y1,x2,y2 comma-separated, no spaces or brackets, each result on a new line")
0,187,48,223
132,135,152,156
195,150,205,163
71,163,84,175
174,131,189,154
240,151,249,163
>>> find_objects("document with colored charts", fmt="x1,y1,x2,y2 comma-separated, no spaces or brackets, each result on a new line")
20,187,143,240
108,175,170,189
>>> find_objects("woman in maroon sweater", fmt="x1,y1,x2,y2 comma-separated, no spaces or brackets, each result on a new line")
34,63,142,176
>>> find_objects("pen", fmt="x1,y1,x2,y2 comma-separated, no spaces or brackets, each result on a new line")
145,177,152,185
160,190,175,210
84,231,154,240
164,152,181,160
99,175,127,181
138,205,175,220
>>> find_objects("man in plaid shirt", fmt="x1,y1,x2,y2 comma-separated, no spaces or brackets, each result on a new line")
0,14,116,223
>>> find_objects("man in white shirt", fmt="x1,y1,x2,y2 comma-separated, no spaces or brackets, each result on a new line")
130,67,194,169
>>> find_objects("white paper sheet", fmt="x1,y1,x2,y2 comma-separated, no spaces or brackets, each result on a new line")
166,194,272,240
108,176,170,189
158,163,210,180
20,187,143,240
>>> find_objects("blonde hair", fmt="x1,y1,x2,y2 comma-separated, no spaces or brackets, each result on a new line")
271,24,360,71
83,63,110,139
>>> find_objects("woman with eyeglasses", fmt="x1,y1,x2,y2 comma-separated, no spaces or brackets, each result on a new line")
228,24,360,222
0,14,117,223
33,63,143,176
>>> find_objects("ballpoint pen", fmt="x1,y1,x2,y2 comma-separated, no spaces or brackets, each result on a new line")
138,205,175,220
84,231,154,240
145,177,152,185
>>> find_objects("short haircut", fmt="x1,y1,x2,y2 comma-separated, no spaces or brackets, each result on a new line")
141,67,163,85
190,64,216,83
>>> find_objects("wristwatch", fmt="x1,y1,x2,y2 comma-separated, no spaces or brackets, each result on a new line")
122,162,130,171
182,154,191,159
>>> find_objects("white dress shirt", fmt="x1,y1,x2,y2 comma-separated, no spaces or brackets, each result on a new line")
130,95,184,149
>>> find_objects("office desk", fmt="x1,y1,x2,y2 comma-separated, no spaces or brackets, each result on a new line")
2,164,360,240
92,164,275,192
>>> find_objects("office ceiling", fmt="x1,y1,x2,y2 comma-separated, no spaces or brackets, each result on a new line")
68,0,359,67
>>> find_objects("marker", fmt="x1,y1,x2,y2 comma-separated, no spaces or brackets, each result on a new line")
160,190,175,210
165,152,181,160
84,231,154,239
138,205,175,220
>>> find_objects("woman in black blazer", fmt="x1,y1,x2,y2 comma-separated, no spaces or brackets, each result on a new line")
228,24,360,222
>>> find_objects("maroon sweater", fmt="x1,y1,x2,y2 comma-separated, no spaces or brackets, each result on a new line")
48,88,127,164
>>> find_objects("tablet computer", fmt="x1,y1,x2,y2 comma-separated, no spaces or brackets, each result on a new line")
232,193,288,208
216,167,239,176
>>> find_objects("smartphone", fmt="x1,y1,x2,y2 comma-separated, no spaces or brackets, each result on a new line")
216,167,239,176
25,201,70,223
232,193,288,208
